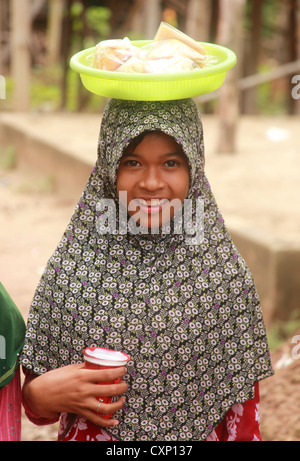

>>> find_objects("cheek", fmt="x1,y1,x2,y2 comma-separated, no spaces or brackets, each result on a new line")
116,171,129,195
176,170,190,201
116,172,134,211
116,176,121,195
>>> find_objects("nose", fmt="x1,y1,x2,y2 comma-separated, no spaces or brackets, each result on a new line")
138,167,165,191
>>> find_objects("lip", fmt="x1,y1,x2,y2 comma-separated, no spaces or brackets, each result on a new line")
133,198,168,214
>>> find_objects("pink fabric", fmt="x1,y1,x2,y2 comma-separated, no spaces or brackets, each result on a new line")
206,382,262,441
0,366,22,441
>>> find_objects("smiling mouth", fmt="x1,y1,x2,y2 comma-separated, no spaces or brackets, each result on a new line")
133,198,169,214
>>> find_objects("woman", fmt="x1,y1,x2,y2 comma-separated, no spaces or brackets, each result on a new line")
21,98,273,441
0,282,26,441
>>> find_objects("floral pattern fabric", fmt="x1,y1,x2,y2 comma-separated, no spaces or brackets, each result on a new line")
20,99,273,441
57,382,261,441
22,368,261,441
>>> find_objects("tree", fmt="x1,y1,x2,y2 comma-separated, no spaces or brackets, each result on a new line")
242,0,263,114
216,0,246,154
185,0,211,42
47,0,65,65
10,0,31,111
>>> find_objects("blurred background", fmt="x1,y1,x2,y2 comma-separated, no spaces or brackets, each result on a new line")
0,0,300,441
1,0,300,116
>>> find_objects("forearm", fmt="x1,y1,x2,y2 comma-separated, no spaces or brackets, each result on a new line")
22,368,60,425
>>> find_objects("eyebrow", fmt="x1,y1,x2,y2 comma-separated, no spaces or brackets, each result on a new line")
122,151,185,158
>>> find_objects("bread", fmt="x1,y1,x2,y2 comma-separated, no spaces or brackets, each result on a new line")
91,24,214,74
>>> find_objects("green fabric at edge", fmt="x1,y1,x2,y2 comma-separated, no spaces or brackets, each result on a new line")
0,282,26,388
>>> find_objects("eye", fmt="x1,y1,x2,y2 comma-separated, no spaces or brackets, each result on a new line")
164,160,179,168
123,159,140,167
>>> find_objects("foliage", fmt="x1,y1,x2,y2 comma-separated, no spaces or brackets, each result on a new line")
64,65,106,112
3,1,295,114
245,0,280,40
86,6,111,42
0,145,17,169
31,64,61,111
65,4,111,111
70,3,111,48
268,313,300,351
256,63,289,115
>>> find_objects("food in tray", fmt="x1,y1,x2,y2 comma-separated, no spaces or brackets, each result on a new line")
136,39,207,67
116,55,199,74
92,37,136,71
154,22,207,56
91,22,216,74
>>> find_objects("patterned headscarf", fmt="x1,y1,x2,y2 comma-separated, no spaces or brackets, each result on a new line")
21,99,273,441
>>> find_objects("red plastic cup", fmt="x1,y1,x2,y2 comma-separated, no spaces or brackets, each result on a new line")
83,347,130,418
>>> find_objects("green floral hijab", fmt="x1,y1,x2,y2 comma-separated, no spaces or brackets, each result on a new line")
21,99,273,441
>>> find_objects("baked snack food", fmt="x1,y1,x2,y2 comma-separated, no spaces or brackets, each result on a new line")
92,23,214,74
92,37,136,71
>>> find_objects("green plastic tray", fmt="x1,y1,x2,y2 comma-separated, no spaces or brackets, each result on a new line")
70,41,237,101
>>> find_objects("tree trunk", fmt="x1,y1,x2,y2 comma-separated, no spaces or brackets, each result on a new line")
185,0,211,41
47,0,65,64
60,0,72,110
127,0,151,38
216,0,246,154
0,0,3,75
144,0,161,39
242,0,263,114
10,0,31,111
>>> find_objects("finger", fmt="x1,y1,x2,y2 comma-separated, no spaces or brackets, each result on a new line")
83,396,126,428
81,409,120,428
89,380,129,398
96,396,126,417
83,366,128,382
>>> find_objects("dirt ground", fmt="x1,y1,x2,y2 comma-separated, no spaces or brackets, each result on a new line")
0,165,299,442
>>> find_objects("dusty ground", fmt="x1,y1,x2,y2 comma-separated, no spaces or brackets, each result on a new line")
0,112,299,441
259,331,300,442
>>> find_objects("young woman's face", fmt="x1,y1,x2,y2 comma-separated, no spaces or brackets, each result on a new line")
116,131,190,229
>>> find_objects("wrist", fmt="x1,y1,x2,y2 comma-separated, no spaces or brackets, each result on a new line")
22,373,60,421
